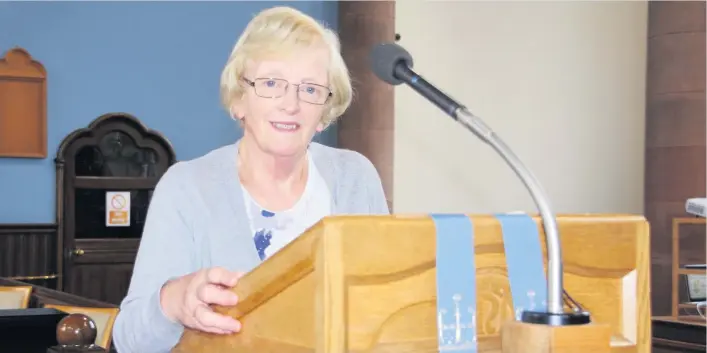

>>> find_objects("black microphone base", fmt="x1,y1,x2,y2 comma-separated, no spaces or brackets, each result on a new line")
520,310,591,326
503,311,610,353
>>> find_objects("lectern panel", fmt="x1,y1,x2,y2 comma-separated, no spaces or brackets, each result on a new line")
172,214,650,353
236,272,316,352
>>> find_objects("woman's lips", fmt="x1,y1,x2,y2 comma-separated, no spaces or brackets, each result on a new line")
271,122,300,132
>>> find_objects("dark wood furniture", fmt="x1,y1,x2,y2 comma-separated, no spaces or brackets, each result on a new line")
652,315,706,352
670,217,706,317
0,277,115,353
650,216,706,352
48,344,107,353
0,223,59,289
48,311,109,353
0,308,68,353
55,113,176,304
0,278,115,308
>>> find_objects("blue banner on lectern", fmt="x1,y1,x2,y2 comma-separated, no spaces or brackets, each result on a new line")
431,214,478,353
495,213,548,319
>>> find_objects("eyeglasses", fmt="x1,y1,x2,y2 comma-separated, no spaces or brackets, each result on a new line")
243,78,332,105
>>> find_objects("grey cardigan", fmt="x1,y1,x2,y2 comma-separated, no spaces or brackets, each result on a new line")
112,140,389,353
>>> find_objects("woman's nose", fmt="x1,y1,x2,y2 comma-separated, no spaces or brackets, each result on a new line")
278,85,301,113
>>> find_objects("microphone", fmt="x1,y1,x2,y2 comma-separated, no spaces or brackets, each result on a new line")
370,42,588,326
369,44,462,118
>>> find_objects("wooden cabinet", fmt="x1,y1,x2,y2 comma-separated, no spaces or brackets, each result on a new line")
653,316,706,352
650,217,707,352
55,113,175,305
670,217,706,317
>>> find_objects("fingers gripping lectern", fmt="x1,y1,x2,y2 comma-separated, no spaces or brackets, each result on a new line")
171,214,651,353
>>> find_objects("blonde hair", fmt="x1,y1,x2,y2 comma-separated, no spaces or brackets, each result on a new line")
220,7,352,128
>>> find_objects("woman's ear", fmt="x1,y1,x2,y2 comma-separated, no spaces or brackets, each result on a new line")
230,102,245,121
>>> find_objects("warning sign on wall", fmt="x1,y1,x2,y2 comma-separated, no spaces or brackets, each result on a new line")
106,191,131,227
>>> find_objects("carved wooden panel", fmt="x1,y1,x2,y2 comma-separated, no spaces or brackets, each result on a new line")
0,47,47,158
0,224,57,289
55,113,176,303
65,257,136,306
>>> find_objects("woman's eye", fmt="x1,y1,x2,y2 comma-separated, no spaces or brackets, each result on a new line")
265,80,276,87
302,86,317,95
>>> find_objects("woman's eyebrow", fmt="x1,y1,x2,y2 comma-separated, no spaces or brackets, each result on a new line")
257,70,284,77
300,77,326,84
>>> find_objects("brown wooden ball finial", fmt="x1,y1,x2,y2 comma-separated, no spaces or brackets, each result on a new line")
56,313,98,347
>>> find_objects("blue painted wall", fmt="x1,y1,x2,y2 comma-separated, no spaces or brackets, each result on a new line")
0,1,339,223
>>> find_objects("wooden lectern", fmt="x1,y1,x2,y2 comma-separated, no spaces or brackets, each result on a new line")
172,214,651,353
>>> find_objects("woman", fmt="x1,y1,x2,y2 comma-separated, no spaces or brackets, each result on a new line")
112,6,388,353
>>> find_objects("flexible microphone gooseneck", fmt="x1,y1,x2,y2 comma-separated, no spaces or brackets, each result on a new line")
370,42,589,326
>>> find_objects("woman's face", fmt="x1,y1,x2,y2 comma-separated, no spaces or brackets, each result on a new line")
234,46,331,157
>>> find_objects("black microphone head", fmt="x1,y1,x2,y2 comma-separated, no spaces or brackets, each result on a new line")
369,43,414,86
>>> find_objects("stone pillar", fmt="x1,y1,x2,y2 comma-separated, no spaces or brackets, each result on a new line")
645,1,706,316
337,1,396,211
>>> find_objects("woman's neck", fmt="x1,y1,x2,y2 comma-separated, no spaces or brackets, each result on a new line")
237,137,309,211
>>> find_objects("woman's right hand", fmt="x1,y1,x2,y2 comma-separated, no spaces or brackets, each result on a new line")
160,267,243,334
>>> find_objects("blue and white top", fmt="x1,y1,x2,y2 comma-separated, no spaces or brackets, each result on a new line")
242,152,332,261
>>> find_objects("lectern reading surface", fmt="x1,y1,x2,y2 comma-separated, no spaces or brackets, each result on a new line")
172,214,651,353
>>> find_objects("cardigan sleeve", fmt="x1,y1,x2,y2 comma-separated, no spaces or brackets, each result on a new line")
355,152,391,215
112,162,196,353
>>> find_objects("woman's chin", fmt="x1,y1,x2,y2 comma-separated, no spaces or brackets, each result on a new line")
264,142,309,157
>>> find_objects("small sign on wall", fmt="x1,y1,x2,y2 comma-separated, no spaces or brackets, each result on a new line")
106,191,130,227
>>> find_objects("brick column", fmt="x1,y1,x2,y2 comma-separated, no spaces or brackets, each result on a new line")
645,1,706,316
338,1,396,211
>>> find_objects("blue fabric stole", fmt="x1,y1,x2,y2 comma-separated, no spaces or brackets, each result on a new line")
431,214,478,352
494,213,548,319
431,213,548,352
